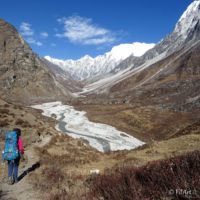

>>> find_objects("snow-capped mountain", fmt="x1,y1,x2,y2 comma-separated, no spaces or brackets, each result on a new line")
117,0,200,73
174,0,200,39
44,0,200,98
79,0,200,95
45,42,155,81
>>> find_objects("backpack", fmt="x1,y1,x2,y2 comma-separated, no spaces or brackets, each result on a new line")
2,131,19,161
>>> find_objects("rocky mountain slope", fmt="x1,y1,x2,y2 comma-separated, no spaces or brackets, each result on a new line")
0,19,74,104
80,0,200,110
41,58,82,93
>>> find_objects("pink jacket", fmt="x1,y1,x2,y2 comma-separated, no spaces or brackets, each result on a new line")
18,137,24,154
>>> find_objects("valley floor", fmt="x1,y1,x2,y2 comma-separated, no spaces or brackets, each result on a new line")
0,100,200,199
75,103,200,142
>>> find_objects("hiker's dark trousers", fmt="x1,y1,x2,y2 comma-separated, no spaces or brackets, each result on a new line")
8,158,20,182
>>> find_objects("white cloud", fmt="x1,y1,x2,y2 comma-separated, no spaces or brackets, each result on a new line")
40,32,49,38
19,22,43,47
110,42,155,60
26,38,43,46
83,36,115,45
20,22,34,36
56,15,116,45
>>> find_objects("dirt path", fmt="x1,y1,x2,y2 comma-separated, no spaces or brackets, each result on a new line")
0,136,52,200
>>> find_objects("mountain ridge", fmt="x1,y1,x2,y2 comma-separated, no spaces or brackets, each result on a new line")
45,42,155,81
77,0,200,96
45,0,200,96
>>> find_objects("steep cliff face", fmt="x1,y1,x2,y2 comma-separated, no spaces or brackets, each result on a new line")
0,19,73,104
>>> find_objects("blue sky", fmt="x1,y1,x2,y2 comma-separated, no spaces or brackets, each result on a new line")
0,0,193,59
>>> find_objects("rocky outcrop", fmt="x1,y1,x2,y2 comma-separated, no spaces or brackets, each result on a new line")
0,19,73,104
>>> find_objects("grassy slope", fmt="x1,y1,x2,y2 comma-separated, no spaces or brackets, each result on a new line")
0,98,58,148
29,131,200,199
75,103,198,142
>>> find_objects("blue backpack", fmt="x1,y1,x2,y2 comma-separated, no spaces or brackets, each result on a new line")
2,131,19,161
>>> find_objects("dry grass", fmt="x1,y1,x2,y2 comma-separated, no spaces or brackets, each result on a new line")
29,135,102,199
124,133,200,167
34,135,101,170
0,98,58,144
75,104,198,142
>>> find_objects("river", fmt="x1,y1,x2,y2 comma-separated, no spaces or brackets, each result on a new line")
32,101,144,152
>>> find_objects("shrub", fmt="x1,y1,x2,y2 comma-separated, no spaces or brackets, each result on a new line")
0,109,9,114
31,165,87,200
45,167,64,182
89,150,200,200
0,120,9,126
15,119,31,127
3,103,10,108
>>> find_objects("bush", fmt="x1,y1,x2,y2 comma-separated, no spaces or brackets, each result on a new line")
15,119,24,125
31,165,87,200
15,119,31,127
0,120,9,126
44,167,64,182
3,103,10,108
0,108,9,114
89,150,200,200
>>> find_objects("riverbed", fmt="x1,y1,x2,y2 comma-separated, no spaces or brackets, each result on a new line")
32,101,144,152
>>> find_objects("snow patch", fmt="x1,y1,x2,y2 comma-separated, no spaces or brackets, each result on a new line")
175,0,200,37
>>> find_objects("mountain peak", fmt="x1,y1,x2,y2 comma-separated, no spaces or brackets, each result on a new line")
174,0,200,37
45,42,155,80
81,54,93,60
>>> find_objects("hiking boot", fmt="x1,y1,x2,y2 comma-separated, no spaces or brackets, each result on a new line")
14,179,18,184
7,177,14,185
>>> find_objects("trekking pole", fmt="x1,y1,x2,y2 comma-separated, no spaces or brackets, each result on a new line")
0,161,2,192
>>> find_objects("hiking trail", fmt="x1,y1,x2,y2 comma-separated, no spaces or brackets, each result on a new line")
0,135,51,200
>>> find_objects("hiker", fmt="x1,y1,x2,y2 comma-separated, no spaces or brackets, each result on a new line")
2,128,24,184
